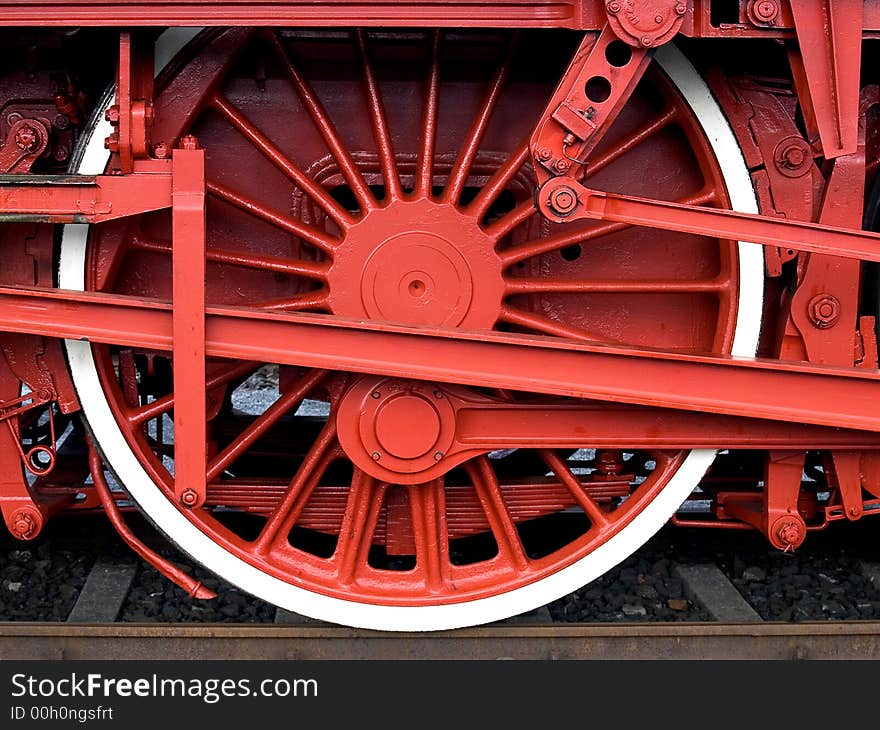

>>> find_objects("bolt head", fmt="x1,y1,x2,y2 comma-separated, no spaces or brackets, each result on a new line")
104,105,120,124
180,489,199,507
777,520,801,546
607,1,621,14
371,390,381,399
808,294,841,328
536,147,553,162
433,451,444,461
552,159,570,173
640,36,654,47
675,3,687,14
152,142,169,159
655,15,664,24
783,146,806,168
371,451,382,461
13,125,38,151
548,186,579,216
755,0,778,21
9,509,38,540
104,133,120,153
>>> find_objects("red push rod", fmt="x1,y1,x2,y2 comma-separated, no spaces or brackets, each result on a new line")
537,179,880,262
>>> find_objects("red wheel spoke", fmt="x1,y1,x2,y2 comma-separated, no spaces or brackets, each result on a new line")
505,276,729,295
72,31,754,617
266,30,375,213
130,235,328,281
356,30,403,203
585,106,678,179
211,93,354,229
207,369,326,481
466,457,528,570
334,469,388,584
443,34,518,205
253,289,330,312
207,180,340,254
540,450,611,528
468,141,530,220
498,305,612,343
253,419,338,553
499,187,717,267
415,30,442,198
485,198,538,240
408,479,449,591
126,361,258,426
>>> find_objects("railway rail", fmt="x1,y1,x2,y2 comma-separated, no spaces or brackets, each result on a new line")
4,621,880,660
4,519,880,659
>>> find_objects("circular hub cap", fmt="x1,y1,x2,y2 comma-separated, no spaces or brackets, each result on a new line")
328,199,504,328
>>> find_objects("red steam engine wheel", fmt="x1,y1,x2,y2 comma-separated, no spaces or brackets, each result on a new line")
59,28,763,629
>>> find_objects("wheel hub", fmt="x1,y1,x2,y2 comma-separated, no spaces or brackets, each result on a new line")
341,377,457,479
327,198,505,328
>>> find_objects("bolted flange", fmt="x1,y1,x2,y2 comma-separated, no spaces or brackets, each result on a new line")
337,377,458,483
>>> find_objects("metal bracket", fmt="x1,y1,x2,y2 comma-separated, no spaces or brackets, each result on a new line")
788,0,863,158
171,137,207,510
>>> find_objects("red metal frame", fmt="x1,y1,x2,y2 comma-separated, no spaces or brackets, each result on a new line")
0,3,878,588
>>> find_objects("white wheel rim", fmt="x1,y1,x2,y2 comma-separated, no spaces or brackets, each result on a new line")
59,36,763,631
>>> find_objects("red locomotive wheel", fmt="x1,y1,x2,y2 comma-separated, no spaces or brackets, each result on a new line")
60,28,763,629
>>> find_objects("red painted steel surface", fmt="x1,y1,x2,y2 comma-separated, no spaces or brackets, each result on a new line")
0,2,877,626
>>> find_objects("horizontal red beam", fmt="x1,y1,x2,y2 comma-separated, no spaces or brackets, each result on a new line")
0,0,579,26
1,284,879,432
0,1,877,31
454,404,880,449
0,166,172,224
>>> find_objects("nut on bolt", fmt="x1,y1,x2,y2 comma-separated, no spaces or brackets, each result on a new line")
104,105,120,125
9,508,40,540
773,137,812,178
180,488,199,507
607,1,621,13
808,294,841,328
748,0,779,24
13,124,38,151
773,516,805,550
547,185,579,217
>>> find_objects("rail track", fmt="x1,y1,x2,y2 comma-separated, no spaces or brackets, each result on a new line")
3,621,880,660
3,517,880,659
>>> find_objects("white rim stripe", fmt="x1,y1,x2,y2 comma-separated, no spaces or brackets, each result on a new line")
59,38,763,631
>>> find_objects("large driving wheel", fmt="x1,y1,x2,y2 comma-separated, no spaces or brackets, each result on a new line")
60,28,762,630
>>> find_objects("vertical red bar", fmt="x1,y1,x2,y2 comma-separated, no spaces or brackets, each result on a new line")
172,144,207,508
